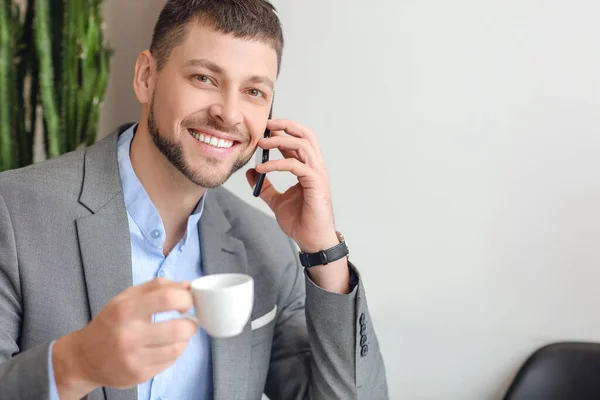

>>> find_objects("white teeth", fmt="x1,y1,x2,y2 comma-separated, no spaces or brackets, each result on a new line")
189,129,234,149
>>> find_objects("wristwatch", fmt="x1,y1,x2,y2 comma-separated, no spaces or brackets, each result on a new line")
299,231,349,268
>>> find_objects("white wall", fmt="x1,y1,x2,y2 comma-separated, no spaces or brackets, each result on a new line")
100,1,600,399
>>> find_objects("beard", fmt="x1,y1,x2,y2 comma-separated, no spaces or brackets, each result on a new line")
147,98,253,188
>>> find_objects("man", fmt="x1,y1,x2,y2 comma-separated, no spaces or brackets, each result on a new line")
0,0,388,399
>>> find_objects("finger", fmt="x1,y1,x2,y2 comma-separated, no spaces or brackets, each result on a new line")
256,158,313,178
135,286,194,317
270,131,300,159
246,169,283,211
280,149,299,160
269,129,287,137
267,119,321,154
259,136,317,165
143,318,198,347
126,278,189,297
246,168,259,189
143,340,190,366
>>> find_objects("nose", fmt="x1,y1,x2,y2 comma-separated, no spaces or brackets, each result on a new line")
208,93,243,128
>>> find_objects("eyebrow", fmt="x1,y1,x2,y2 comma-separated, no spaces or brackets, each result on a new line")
184,58,225,74
184,58,275,90
248,75,274,90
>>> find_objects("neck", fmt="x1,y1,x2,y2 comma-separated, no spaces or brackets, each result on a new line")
129,119,205,251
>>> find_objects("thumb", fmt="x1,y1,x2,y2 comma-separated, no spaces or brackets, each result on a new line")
246,168,259,188
246,169,281,212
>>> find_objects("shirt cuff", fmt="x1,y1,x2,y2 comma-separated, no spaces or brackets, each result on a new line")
48,340,60,400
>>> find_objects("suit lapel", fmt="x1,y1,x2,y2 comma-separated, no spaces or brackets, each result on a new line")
76,199,132,319
76,126,137,400
200,193,252,400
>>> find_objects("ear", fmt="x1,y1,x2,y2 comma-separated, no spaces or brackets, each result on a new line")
133,50,156,105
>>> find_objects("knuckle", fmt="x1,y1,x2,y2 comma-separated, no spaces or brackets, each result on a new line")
123,352,136,370
174,341,188,358
174,319,197,340
164,289,192,310
166,320,182,339
169,345,182,359
133,371,147,383
161,290,180,307
128,363,146,383
122,350,141,378
163,344,181,360
136,367,154,384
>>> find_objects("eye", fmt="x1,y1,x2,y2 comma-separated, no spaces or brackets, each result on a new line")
194,75,214,85
247,88,265,98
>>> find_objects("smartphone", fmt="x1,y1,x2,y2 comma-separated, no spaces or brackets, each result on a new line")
253,101,274,197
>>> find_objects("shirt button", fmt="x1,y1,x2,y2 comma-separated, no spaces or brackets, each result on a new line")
151,229,161,239
157,270,165,278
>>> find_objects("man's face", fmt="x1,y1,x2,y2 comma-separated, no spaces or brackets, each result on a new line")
147,22,278,188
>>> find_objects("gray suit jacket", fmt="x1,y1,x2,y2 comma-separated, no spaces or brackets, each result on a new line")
0,124,388,400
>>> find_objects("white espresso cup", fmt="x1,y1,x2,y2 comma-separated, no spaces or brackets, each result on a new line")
186,273,254,338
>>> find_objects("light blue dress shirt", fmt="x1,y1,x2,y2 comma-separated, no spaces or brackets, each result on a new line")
48,123,213,400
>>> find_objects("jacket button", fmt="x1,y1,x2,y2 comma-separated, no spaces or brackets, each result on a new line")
361,345,369,357
360,335,368,346
360,324,367,335
359,313,366,325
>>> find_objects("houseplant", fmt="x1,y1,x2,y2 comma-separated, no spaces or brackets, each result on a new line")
0,0,112,171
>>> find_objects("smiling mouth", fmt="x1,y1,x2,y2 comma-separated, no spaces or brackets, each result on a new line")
188,129,235,149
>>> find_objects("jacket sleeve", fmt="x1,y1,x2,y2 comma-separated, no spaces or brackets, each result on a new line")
0,191,53,399
263,238,389,399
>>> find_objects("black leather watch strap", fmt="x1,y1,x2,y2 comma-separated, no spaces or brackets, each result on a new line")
299,240,349,268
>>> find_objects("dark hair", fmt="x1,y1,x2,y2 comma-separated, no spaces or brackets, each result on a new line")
150,0,284,73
